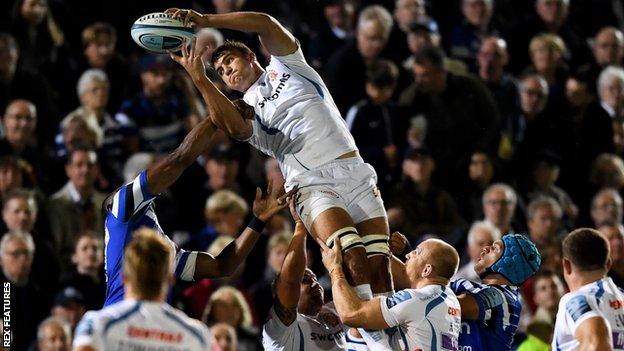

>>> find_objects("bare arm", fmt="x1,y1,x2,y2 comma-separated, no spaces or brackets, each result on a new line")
193,183,295,279
273,220,307,325
576,316,613,351
170,39,253,140
166,9,298,56
456,293,481,321
73,347,95,351
146,115,216,195
390,255,411,290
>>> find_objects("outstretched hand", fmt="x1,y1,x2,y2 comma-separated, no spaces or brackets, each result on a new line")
289,193,303,224
316,237,343,275
252,180,297,222
389,231,409,256
165,8,209,28
169,37,208,83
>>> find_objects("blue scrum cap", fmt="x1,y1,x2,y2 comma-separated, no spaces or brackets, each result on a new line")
481,234,541,285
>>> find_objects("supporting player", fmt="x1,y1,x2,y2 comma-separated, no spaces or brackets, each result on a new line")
451,234,542,350
319,235,462,350
165,7,394,347
73,228,211,350
102,44,293,305
552,228,624,350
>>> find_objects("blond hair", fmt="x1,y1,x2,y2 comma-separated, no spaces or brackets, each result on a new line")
203,286,253,328
205,190,249,220
123,228,173,300
530,33,568,57
267,233,291,254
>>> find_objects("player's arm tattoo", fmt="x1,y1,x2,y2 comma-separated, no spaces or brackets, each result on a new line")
274,291,297,326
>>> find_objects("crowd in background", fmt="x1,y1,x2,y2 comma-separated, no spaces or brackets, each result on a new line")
1,0,624,350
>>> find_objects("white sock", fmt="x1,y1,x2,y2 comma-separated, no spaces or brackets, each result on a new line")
354,284,373,300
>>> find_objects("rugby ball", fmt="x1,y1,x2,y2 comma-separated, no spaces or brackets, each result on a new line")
131,12,194,53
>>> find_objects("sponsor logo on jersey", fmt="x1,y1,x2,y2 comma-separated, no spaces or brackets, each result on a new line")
268,69,278,81
127,326,183,343
448,307,460,316
441,332,459,350
258,73,291,108
310,330,343,341
614,332,624,349
610,300,624,309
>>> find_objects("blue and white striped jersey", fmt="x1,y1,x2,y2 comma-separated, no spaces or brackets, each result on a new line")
451,278,522,351
103,170,197,306
74,299,211,351
553,277,624,350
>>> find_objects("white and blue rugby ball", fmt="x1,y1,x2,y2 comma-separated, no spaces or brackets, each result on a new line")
131,12,194,53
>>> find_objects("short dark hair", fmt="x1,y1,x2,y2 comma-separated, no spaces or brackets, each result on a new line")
66,146,98,165
563,228,610,271
412,46,446,71
210,40,254,68
366,59,399,88
2,188,34,211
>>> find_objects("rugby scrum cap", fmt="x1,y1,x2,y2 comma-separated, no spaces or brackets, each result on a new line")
480,234,541,285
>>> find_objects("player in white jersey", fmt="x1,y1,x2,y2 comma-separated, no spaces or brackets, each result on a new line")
317,235,462,350
166,7,395,348
262,197,358,351
73,228,211,351
553,228,624,351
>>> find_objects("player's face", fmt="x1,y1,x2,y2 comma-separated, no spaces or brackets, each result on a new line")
298,269,324,316
473,239,504,275
405,243,428,282
214,51,258,93
2,197,35,232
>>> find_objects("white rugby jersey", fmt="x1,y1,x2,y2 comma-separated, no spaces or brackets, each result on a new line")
262,303,346,350
242,46,357,186
378,285,461,351
553,277,624,350
74,299,211,351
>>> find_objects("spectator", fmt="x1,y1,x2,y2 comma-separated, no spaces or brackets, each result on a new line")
589,153,624,191
0,231,49,351
210,322,238,351
387,0,437,65
78,22,129,112
57,69,133,188
531,270,564,326
50,287,86,332
482,183,518,234
326,5,393,113
115,54,194,153
47,148,106,272
403,22,467,75
398,46,500,184
249,233,290,322
0,99,38,167
523,33,569,99
203,286,262,351
308,0,355,71
0,33,58,147
597,221,624,287
59,232,105,310
454,220,501,280
449,0,497,71
455,150,496,221
35,316,71,351
387,147,463,239
526,196,564,248
345,59,401,188
565,75,593,131
590,188,623,227
581,67,624,163
0,156,28,197
477,36,519,143
577,26,624,95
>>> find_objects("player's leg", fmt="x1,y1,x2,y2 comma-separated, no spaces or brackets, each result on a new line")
356,216,394,295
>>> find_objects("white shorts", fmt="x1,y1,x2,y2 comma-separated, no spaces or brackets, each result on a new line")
288,156,387,231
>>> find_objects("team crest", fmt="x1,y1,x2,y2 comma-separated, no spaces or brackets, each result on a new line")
268,69,278,81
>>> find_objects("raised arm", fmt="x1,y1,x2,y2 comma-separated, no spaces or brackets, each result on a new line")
575,316,612,351
166,9,298,56
319,238,389,329
193,182,295,279
170,37,253,141
272,199,307,325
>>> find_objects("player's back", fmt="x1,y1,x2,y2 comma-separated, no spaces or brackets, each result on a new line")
74,299,211,351
553,277,624,350
451,278,521,350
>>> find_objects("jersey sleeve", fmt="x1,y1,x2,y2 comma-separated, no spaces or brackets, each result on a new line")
262,307,297,349
73,311,104,350
110,170,156,222
563,293,602,334
379,290,421,327
174,249,198,281
452,279,505,321
272,44,307,67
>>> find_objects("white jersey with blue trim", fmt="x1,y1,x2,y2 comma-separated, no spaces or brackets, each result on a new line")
242,46,357,187
262,303,346,350
104,170,197,306
378,285,461,351
553,277,624,350
73,299,211,351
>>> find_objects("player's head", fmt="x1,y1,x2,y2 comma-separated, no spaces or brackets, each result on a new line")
562,228,611,287
211,40,262,93
122,227,174,301
297,268,324,316
405,239,459,286
475,234,541,285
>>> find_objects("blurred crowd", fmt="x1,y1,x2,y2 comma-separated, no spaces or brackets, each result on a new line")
1,0,624,350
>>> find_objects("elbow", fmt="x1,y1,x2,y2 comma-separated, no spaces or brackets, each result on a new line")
339,310,362,328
